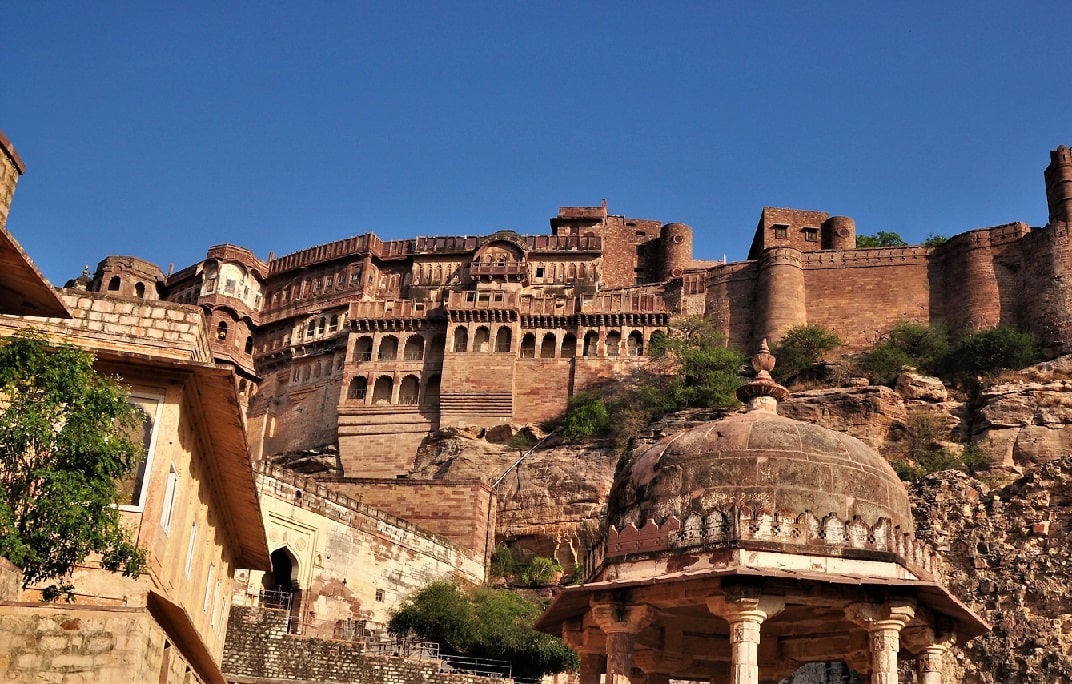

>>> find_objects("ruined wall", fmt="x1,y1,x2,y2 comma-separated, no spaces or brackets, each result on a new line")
0,605,178,684
224,605,507,684
235,468,485,635
326,479,494,561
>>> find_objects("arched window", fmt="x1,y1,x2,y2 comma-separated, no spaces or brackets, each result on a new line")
561,333,577,358
134,282,146,298
583,332,599,357
453,327,469,352
354,336,373,361
627,331,644,356
372,376,393,404
520,333,536,358
317,317,326,335
495,327,512,353
245,336,254,354
404,335,425,361
540,333,556,358
606,331,621,357
217,321,228,340
474,327,491,352
328,314,339,333
108,276,121,291
378,336,399,361
306,320,315,337
347,377,367,401
399,376,420,404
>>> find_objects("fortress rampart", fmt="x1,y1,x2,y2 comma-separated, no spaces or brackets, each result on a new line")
64,147,1072,478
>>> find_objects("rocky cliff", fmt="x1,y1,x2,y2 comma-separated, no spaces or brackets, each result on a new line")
396,362,1072,681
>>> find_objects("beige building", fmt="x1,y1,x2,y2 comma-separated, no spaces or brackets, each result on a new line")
0,131,270,684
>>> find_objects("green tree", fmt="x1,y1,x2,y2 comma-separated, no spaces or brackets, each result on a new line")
922,233,948,247
856,231,907,247
559,392,610,439
770,324,842,383
389,581,578,679
0,331,145,601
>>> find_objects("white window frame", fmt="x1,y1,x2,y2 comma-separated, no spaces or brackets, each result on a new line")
117,393,165,512
184,522,198,578
204,563,216,612
159,465,179,533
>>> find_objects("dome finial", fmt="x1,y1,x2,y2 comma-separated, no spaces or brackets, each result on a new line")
736,339,790,409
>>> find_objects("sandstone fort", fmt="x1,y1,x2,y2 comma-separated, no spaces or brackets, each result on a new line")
6,128,1072,682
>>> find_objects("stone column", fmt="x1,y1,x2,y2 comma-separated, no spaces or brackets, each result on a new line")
916,644,947,684
578,652,607,684
591,604,653,684
707,596,784,684
845,600,915,684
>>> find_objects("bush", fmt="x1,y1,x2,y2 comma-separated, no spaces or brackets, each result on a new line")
944,326,1040,378
858,321,949,386
490,544,515,578
519,556,561,586
389,581,578,679
923,233,948,247
559,392,609,439
770,324,842,384
891,410,989,482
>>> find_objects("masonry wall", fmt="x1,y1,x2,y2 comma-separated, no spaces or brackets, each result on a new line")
800,247,934,349
235,468,484,636
326,479,495,562
0,604,180,683
515,358,573,425
224,605,509,684
338,408,435,477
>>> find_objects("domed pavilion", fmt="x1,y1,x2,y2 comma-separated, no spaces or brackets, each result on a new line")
535,343,987,684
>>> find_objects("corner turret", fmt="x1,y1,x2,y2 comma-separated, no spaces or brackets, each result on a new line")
1045,145,1072,225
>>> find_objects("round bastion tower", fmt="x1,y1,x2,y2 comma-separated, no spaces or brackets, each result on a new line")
822,215,856,250
1045,145,1072,225
756,246,806,344
659,222,693,280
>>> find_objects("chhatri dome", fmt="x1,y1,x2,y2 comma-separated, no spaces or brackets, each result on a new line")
537,342,987,684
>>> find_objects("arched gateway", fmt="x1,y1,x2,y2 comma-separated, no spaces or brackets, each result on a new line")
536,342,988,684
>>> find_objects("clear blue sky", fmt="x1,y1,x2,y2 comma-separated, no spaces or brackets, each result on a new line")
6,2,1072,286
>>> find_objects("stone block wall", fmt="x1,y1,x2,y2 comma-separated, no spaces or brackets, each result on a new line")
224,605,512,684
0,290,212,364
0,604,182,683
326,479,494,561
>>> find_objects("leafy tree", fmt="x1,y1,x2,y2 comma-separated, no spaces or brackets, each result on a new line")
770,324,842,383
0,331,145,601
389,580,578,679
923,233,948,247
856,231,907,248
519,556,561,586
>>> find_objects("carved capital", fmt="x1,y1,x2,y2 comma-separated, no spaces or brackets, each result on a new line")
591,603,654,635
707,595,785,625
844,599,916,631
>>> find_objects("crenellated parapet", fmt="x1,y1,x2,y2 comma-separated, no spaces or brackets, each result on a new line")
601,506,941,579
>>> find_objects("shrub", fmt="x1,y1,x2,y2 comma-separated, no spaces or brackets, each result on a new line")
770,324,842,384
490,544,515,578
559,392,609,439
944,326,1040,378
923,233,948,247
858,321,949,386
389,581,578,679
519,556,561,586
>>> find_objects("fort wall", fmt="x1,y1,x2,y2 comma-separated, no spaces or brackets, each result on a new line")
325,479,495,562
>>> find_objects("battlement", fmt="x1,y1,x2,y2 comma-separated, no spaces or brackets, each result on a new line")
595,506,941,582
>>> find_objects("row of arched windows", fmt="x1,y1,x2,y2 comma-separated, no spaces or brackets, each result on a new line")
346,374,441,406
303,314,341,339
215,320,255,355
347,328,654,361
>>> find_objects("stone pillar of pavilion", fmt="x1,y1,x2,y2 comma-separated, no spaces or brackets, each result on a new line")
591,604,653,684
707,596,785,684
902,624,954,684
578,651,607,684
846,600,916,684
